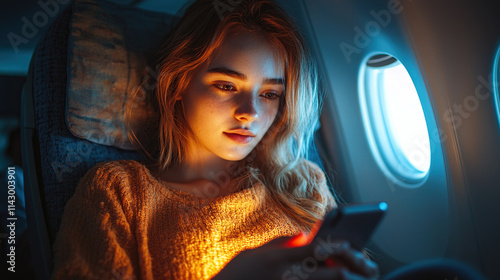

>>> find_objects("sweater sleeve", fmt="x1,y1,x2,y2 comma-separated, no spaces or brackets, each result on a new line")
51,161,139,280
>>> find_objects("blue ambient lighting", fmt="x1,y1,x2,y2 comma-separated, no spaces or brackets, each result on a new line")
494,46,500,128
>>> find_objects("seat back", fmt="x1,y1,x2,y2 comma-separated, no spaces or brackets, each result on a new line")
21,5,143,279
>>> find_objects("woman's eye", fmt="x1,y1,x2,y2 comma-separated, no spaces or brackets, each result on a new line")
261,92,281,100
214,84,236,91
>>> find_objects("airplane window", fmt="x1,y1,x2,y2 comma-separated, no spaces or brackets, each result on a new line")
360,54,430,182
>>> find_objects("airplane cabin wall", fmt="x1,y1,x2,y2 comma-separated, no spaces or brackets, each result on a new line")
277,0,500,278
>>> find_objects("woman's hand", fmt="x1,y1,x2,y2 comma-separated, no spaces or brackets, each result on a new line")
212,233,379,280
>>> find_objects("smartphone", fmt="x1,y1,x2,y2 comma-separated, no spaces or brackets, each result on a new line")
311,202,388,251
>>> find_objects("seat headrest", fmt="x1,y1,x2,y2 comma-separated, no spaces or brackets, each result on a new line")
66,0,176,150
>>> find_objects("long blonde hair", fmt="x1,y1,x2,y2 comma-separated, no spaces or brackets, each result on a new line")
127,0,332,230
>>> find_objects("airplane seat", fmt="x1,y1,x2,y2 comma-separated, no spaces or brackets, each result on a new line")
20,1,169,279
20,1,328,279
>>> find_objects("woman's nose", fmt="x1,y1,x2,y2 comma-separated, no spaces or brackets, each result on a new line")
234,93,259,123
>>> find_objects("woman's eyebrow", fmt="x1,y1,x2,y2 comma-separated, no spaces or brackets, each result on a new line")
207,67,284,85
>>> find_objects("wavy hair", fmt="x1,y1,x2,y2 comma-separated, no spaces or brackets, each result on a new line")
126,0,333,230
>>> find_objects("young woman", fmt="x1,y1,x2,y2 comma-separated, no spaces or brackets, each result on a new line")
51,0,378,279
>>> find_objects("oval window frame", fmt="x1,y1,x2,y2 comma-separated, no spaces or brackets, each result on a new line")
359,54,431,185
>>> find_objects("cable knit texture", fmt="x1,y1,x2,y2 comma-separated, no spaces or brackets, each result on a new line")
51,159,335,279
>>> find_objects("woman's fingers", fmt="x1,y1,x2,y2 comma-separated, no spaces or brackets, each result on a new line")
262,236,379,278
273,240,378,278
217,236,378,280
327,244,378,278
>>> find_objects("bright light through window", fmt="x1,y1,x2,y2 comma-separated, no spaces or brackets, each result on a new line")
361,54,431,181
381,63,430,173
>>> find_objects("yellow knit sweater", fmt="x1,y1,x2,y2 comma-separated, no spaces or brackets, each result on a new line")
51,159,334,280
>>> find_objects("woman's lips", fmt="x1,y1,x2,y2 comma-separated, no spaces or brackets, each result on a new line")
223,132,255,144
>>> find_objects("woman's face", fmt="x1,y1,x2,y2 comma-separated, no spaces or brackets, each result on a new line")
182,32,284,162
